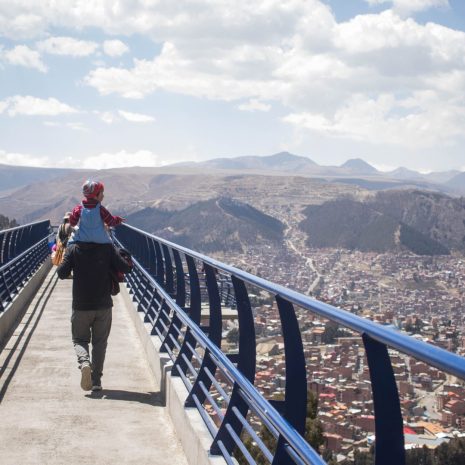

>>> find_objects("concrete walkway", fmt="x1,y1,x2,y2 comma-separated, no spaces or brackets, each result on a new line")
0,268,188,465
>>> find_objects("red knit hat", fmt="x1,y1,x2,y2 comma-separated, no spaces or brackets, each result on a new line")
82,180,104,198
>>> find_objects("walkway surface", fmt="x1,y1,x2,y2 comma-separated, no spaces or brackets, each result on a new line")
0,268,188,465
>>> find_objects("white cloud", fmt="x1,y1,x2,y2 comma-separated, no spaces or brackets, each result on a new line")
0,95,78,116
95,111,117,124
0,13,46,40
103,39,129,57
82,150,162,169
365,0,449,15
0,149,50,167
2,1,465,153
43,120,87,131
3,45,47,72
283,91,465,148
118,110,155,123
237,99,271,112
37,36,98,57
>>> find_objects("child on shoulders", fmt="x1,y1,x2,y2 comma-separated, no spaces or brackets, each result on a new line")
69,180,124,244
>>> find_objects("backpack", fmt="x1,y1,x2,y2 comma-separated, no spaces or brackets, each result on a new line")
110,246,133,295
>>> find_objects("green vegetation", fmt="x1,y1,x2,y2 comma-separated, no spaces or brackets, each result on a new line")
235,390,324,464
0,214,18,230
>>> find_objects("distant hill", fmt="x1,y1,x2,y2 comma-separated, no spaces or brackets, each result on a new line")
386,167,425,180
126,197,285,253
424,170,460,184
0,164,77,193
445,172,465,195
341,158,378,175
300,199,449,255
371,190,465,252
166,153,463,194
300,190,465,255
184,151,318,172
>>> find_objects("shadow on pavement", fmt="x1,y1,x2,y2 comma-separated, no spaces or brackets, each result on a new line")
86,389,163,406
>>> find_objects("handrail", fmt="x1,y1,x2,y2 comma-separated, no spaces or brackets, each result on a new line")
126,251,325,465
0,220,51,265
0,220,49,235
115,222,465,465
0,239,49,273
0,221,51,313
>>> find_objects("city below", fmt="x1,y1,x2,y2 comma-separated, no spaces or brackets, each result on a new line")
215,242,465,462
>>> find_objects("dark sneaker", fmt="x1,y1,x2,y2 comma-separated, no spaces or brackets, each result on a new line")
80,364,92,391
91,384,102,392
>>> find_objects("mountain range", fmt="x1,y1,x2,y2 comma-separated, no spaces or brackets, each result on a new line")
174,152,464,194
1,152,464,196
0,153,464,257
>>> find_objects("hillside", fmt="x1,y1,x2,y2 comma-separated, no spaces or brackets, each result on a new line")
0,164,77,193
299,191,465,255
341,158,378,175
370,190,465,252
126,197,285,253
184,151,318,172
445,172,465,195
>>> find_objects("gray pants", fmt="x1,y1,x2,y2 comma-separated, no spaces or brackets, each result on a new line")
71,308,112,385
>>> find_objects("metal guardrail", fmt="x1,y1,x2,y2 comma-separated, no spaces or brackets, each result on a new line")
115,223,465,465
0,221,51,313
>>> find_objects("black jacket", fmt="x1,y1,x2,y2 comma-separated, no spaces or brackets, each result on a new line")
57,242,132,311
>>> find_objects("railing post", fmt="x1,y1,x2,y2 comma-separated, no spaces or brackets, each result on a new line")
272,295,307,465
185,263,223,407
161,251,185,354
162,244,174,295
172,249,185,307
172,256,201,377
211,275,256,456
154,241,165,286
363,333,405,465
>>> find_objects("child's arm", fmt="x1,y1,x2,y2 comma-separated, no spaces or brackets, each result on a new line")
100,205,125,227
69,205,82,227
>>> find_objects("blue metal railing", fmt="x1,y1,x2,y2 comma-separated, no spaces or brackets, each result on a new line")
115,223,465,465
0,221,51,313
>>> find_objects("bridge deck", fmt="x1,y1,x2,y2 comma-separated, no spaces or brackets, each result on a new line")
0,267,188,465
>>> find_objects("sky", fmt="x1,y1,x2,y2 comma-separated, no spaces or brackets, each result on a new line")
1,0,465,173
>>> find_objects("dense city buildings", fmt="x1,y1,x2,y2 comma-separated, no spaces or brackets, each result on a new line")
215,245,465,462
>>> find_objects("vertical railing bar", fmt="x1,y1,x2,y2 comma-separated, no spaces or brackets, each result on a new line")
363,333,405,465
172,249,186,307
185,262,223,407
211,275,256,456
172,255,201,378
272,295,308,465
162,244,174,295
154,241,165,286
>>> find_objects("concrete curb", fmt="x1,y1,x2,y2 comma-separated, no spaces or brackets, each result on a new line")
120,285,227,465
0,258,53,348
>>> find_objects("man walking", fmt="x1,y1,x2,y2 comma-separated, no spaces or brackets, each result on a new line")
57,242,131,391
